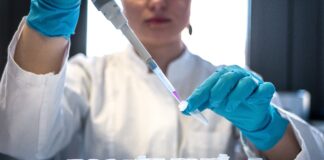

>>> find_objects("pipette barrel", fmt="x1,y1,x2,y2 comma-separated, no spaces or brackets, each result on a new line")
93,0,152,62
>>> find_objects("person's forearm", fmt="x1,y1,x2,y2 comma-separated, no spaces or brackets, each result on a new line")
14,24,68,74
262,124,301,160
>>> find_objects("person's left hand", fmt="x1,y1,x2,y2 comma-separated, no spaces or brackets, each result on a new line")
183,65,288,151
27,0,81,39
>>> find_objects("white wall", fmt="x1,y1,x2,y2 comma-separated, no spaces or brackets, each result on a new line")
87,0,248,67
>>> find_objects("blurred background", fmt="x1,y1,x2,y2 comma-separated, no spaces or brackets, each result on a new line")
1,0,324,159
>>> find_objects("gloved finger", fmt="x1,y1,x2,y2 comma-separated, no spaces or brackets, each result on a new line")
246,82,275,106
184,67,229,115
227,65,251,75
209,71,247,108
231,65,264,84
250,72,263,84
225,76,259,112
46,0,81,8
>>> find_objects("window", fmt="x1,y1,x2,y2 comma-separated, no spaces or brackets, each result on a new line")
87,0,249,67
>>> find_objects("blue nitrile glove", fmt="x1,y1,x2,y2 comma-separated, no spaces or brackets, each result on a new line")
183,65,289,151
27,0,81,38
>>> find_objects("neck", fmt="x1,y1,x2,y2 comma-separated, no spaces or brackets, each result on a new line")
142,40,185,73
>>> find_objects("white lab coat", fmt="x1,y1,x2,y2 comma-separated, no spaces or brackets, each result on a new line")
0,18,324,160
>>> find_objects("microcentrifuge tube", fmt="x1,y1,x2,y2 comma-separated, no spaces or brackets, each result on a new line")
178,101,208,125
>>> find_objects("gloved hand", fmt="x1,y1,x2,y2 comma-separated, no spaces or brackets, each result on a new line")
183,65,289,151
27,0,81,38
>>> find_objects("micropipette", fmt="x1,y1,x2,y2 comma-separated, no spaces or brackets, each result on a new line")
92,0,208,125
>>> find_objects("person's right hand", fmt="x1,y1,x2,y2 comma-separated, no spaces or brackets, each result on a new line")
27,0,81,39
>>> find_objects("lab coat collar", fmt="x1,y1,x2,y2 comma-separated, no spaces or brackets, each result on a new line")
124,45,193,80
125,45,149,75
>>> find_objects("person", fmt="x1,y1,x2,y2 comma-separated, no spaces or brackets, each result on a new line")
0,0,323,159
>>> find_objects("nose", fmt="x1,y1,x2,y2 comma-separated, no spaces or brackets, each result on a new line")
148,0,167,12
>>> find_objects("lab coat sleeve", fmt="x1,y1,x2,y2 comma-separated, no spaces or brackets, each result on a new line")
0,17,89,160
237,96,324,159
277,107,324,159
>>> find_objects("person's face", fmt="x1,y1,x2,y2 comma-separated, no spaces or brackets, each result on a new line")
122,0,191,46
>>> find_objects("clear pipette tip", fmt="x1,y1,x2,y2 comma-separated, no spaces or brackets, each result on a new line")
178,100,209,126
148,60,208,125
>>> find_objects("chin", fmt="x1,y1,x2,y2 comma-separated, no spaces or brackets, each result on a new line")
142,38,168,46
138,31,179,44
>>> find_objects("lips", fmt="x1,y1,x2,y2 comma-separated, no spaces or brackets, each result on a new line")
145,17,171,24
